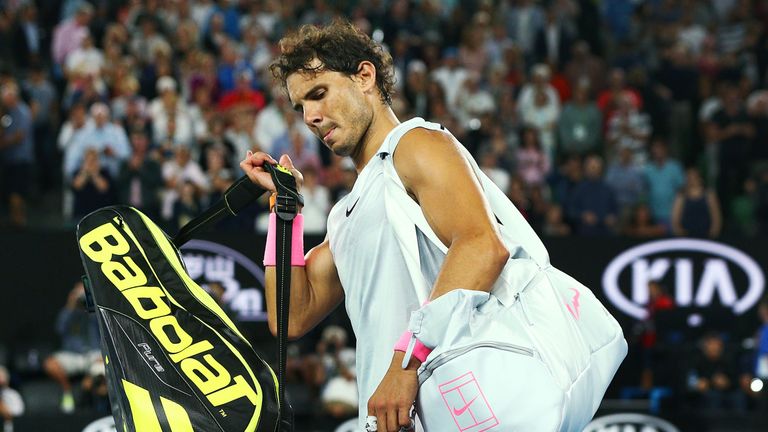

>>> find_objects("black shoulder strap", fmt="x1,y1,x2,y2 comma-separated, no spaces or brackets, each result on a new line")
263,163,301,432
172,175,267,247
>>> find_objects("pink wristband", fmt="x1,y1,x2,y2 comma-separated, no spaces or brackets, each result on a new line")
394,330,432,364
263,212,306,266
394,300,433,364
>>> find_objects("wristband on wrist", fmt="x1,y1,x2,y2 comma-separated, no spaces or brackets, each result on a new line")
263,212,306,266
394,330,432,365
394,300,433,366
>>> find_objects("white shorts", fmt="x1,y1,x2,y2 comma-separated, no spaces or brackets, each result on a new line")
53,350,104,377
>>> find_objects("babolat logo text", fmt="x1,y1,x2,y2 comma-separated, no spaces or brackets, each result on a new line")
602,239,764,319
79,220,259,408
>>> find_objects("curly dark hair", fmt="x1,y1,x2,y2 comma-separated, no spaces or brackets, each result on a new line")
270,20,395,105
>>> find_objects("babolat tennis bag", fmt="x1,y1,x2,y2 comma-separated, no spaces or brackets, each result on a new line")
76,173,298,432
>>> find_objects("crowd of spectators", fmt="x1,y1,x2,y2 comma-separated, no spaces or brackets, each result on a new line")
0,0,765,238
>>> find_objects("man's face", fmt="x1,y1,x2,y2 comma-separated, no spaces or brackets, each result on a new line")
286,62,373,158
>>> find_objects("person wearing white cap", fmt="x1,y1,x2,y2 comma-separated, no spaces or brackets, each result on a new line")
149,76,194,148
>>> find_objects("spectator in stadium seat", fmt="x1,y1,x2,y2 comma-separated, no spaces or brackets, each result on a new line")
558,80,602,157
518,64,561,163
22,64,59,193
253,84,315,155
479,146,511,194
636,280,675,389
542,204,571,237
217,68,266,115
117,130,163,219
63,102,131,180
51,3,93,74
64,33,104,82
161,145,209,222
71,148,115,220
622,203,668,238
0,81,34,227
43,281,103,414
729,177,758,236
313,326,358,420
149,77,194,149
597,67,642,128
548,154,582,228
671,167,722,238
515,126,550,188
606,146,647,227
564,40,606,94
402,60,430,119
0,365,23,432
567,154,618,235
644,138,685,230
533,5,573,71
687,332,748,414
172,180,201,231
502,0,545,62
300,165,332,235
455,72,496,130
14,4,44,71
605,91,652,165
197,115,236,171
430,47,468,111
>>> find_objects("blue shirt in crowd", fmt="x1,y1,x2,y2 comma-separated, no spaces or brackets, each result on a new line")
644,159,684,222
0,103,34,164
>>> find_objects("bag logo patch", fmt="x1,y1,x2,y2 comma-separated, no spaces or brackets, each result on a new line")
439,372,499,431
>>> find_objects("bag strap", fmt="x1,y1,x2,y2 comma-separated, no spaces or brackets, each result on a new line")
172,175,267,247
263,163,302,432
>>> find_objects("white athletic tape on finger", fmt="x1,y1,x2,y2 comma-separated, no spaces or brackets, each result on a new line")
364,416,378,431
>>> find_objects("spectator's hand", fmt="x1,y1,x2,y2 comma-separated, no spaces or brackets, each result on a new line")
696,378,710,392
713,373,730,390
582,211,597,225
367,351,418,432
128,154,142,170
66,284,85,309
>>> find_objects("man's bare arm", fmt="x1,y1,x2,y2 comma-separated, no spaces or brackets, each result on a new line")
240,152,344,339
393,127,510,300
264,240,344,339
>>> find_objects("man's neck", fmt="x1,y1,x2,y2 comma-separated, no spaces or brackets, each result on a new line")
352,105,400,172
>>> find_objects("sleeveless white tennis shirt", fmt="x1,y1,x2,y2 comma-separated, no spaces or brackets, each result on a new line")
327,118,441,428
326,117,551,429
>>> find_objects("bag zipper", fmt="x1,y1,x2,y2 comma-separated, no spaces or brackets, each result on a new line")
418,342,534,384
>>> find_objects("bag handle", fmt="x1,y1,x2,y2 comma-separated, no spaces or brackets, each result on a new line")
172,175,267,247
263,162,301,432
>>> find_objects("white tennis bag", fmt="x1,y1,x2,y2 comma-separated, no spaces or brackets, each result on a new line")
380,118,628,431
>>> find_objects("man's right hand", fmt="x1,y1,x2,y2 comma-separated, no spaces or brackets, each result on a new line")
239,151,304,193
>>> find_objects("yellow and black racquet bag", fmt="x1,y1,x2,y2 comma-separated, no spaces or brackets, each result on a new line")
76,175,291,431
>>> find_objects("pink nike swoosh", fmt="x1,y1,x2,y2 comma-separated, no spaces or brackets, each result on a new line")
566,288,581,320
453,396,479,417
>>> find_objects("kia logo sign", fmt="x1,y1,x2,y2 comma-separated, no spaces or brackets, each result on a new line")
181,239,267,321
584,413,679,432
602,239,764,319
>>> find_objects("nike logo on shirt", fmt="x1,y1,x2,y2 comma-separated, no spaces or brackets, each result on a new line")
346,197,360,217
453,396,478,416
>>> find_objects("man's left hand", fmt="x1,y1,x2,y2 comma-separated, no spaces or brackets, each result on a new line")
367,351,419,431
